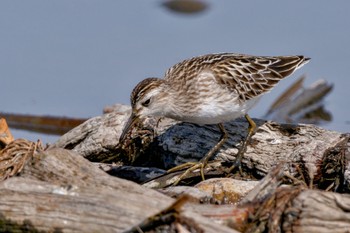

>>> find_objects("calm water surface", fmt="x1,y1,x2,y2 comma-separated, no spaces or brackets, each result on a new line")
1,1,349,143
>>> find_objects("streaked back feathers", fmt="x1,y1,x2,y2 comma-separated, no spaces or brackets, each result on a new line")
164,53,310,101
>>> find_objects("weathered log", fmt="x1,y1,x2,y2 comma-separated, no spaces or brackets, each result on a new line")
51,104,349,189
0,147,170,232
284,189,350,232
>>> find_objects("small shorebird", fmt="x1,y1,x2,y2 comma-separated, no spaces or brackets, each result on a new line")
120,53,310,184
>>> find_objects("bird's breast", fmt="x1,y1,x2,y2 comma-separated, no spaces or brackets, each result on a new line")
164,69,261,124
169,95,260,125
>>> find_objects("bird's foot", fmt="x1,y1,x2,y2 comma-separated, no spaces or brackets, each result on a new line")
167,160,208,186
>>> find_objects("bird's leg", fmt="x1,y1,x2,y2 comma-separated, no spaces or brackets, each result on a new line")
168,123,228,185
228,114,256,173
201,123,228,166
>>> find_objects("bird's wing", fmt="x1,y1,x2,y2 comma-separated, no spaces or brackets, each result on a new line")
164,53,309,101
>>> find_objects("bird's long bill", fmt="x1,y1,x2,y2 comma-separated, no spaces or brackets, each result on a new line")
119,112,139,143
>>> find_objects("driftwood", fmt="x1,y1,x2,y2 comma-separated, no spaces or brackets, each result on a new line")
0,102,349,232
0,112,86,135
265,76,333,124
0,145,169,232
51,104,349,188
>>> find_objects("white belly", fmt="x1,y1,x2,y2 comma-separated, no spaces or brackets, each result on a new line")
179,96,260,125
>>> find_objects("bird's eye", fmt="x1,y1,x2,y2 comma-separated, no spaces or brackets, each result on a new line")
141,98,151,107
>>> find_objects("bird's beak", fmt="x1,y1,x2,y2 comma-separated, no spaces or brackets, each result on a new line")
119,111,139,143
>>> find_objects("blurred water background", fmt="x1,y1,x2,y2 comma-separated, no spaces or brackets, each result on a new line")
1,0,349,143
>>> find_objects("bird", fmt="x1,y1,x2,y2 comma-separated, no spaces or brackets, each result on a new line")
119,53,310,184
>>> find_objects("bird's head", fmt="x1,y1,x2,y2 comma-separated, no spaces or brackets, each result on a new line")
119,78,169,142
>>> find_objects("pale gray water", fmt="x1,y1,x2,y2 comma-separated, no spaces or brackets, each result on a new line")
1,1,349,143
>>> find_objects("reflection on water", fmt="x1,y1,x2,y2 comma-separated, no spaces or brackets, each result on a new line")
1,1,349,143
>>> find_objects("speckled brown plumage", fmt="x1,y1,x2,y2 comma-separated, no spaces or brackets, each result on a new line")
164,53,309,101
120,53,309,184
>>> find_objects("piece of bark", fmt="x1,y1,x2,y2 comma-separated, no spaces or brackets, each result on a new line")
283,189,350,233
159,178,259,204
194,178,259,204
0,147,172,232
245,185,350,233
50,104,349,189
